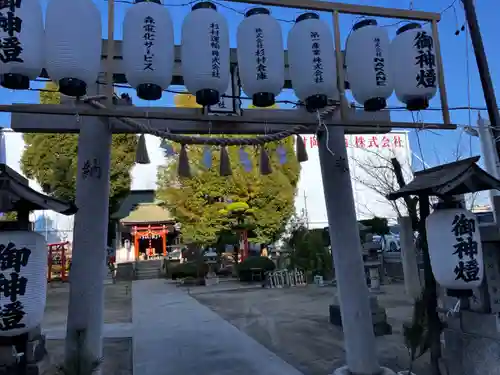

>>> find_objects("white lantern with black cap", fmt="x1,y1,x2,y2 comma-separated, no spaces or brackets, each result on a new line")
181,2,230,107
45,0,102,97
237,8,284,108
345,19,393,111
0,231,47,336
391,23,438,110
426,205,484,292
288,13,337,112
0,0,44,90
123,0,174,101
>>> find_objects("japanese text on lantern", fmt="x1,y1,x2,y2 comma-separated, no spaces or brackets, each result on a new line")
0,0,23,64
143,16,155,71
0,242,31,331
310,31,323,84
302,134,403,149
373,37,386,86
452,214,480,283
414,31,436,89
210,23,220,78
81,158,101,180
255,28,267,80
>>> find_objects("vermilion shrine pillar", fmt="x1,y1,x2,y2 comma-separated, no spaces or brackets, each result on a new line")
132,225,168,260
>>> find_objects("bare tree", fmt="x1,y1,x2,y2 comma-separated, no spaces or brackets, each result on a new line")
349,147,415,221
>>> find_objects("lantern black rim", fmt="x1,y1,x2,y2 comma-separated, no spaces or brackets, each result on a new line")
364,97,386,112
352,19,377,31
296,12,319,23
396,22,421,35
196,89,220,106
305,94,328,112
252,92,275,107
446,289,473,298
406,97,429,111
245,7,270,17
1,73,29,90
58,78,87,97
137,83,163,101
135,0,161,4
192,1,216,11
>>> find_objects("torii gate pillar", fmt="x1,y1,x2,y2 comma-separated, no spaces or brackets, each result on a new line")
64,85,112,363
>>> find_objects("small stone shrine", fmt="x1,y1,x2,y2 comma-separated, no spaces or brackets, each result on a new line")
0,164,77,375
387,156,500,375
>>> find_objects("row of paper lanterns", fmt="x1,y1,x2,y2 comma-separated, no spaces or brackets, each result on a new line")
2,0,437,112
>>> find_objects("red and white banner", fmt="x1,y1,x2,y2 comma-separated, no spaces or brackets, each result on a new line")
301,133,404,149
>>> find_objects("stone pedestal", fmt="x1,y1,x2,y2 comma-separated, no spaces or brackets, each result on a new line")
205,272,219,286
333,365,396,375
0,326,47,375
329,295,392,336
443,311,500,375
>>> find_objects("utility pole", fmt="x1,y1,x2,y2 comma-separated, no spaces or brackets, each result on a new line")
303,191,310,229
462,0,500,172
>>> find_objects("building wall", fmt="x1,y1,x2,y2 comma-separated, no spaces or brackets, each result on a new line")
296,131,412,229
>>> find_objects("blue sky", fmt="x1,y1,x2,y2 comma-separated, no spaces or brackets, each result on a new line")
2,0,497,171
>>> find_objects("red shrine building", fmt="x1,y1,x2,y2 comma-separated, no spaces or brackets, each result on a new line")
113,191,181,262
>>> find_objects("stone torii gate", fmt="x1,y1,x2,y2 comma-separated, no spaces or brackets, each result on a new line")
5,0,456,374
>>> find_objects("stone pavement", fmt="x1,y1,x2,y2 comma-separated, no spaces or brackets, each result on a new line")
132,279,305,375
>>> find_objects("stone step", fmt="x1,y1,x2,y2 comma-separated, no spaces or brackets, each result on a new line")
135,268,160,280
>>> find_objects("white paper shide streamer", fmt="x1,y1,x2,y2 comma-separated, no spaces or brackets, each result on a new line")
181,1,230,106
237,8,284,107
45,0,102,97
288,13,338,111
426,208,484,290
0,0,44,90
123,0,174,101
0,231,47,336
345,19,393,111
391,23,438,110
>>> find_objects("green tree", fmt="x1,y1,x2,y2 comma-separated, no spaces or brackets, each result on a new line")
20,82,137,242
0,212,17,221
157,137,300,245
284,215,333,278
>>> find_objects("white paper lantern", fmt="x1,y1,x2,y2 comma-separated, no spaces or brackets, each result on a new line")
345,19,393,111
288,13,338,111
0,0,44,90
181,2,230,106
426,208,484,290
237,8,284,108
0,231,47,336
391,23,438,110
45,0,102,97
123,0,174,101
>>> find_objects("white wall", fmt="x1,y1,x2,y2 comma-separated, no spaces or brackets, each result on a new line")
296,131,412,229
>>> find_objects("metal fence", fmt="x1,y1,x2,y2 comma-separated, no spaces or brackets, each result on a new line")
264,269,307,288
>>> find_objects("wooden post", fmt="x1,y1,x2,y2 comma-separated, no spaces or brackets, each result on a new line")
431,20,450,125
333,11,348,120
162,226,167,256
133,226,139,260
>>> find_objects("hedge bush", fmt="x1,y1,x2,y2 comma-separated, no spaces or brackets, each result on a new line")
169,261,208,280
237,256,276,282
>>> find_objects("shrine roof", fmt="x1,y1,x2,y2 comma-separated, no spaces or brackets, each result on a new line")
0,164,77,215
387,156,500,200
120,202,174,225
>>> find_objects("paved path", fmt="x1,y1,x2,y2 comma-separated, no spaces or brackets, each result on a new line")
132,279,304,375
43,322,133,340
